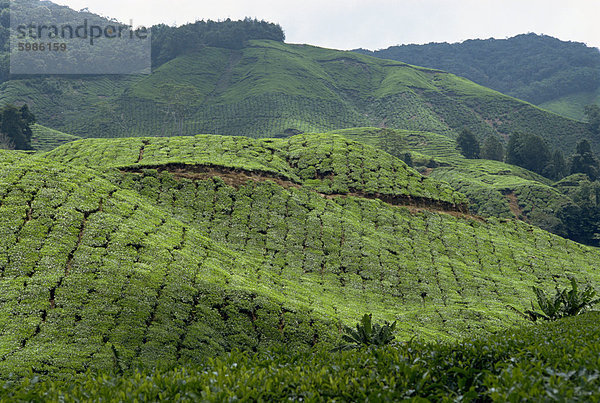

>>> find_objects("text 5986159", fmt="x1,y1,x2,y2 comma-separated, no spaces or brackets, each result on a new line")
17,43,67,52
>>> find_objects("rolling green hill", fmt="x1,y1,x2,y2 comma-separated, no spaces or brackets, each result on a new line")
1,133,595,380
30,124,80,152
0,154,343,378
0,40,591,152
356,33,600,121
337,127,574,234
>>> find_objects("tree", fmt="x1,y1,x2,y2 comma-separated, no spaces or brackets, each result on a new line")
570,139,599,180
584,104,600,135
480,135,504,161
377,129,405,158
456,128,480,159
506,132,551,176
546,150,567,180
0,104,36,150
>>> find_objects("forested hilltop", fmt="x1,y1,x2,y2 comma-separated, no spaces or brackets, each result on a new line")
356,33,600,120
0,0,284,84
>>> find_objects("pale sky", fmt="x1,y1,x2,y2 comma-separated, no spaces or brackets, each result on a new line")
49,0,600,50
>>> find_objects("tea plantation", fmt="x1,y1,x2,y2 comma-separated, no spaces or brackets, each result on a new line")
340,127,574,230
4,312,600,400
44,135,600,338
1,134,600,398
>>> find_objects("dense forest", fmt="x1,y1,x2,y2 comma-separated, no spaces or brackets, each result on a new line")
356,33,600,105
151,19,285,67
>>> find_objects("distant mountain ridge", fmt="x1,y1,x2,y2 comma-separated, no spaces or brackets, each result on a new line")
0,39,591,152
355,33,600,120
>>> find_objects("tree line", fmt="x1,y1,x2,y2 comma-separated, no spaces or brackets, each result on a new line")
456,116,600,246
0,1,285,81
151,18,285,68
457,128,598,181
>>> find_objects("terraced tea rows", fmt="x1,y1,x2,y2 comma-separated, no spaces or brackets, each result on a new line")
107,168,600,340
46,134,600,341
0,158,335,378
3,133,600,380
46,133,468,208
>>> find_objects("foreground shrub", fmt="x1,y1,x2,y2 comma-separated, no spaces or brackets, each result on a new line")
333,314,397,351
4,313,600,401
525,277,600,321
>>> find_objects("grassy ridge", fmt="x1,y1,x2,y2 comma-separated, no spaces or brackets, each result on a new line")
45,133,467,207
339,127,573,231
1,41,590,152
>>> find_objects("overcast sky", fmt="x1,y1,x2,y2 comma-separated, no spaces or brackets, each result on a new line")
50,0,600,50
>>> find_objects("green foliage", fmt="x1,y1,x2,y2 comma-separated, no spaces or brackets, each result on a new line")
506,132,552,177
584,104,600,134
480,135,504,162
456,128,480,159
547,150,568,180
151,18,285,67
358,33,600,109
0,103,36,150
5,312,600,401
555,175,600,246
569,139,599,180
525,278,600,321
334,314,396,351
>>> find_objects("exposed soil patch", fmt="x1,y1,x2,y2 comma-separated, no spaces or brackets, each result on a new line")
121,164,479,219
137,140,149,163
504,191,523,219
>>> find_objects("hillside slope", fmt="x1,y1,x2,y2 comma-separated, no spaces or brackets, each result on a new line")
30,124,80,152
39,135,600,363
356,33,600,120
339,127,575,235
0,155,340,378
3,133,600,379
0,40,590,152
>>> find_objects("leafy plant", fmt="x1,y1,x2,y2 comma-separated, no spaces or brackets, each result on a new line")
525,277,600,321
333,314,397,351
